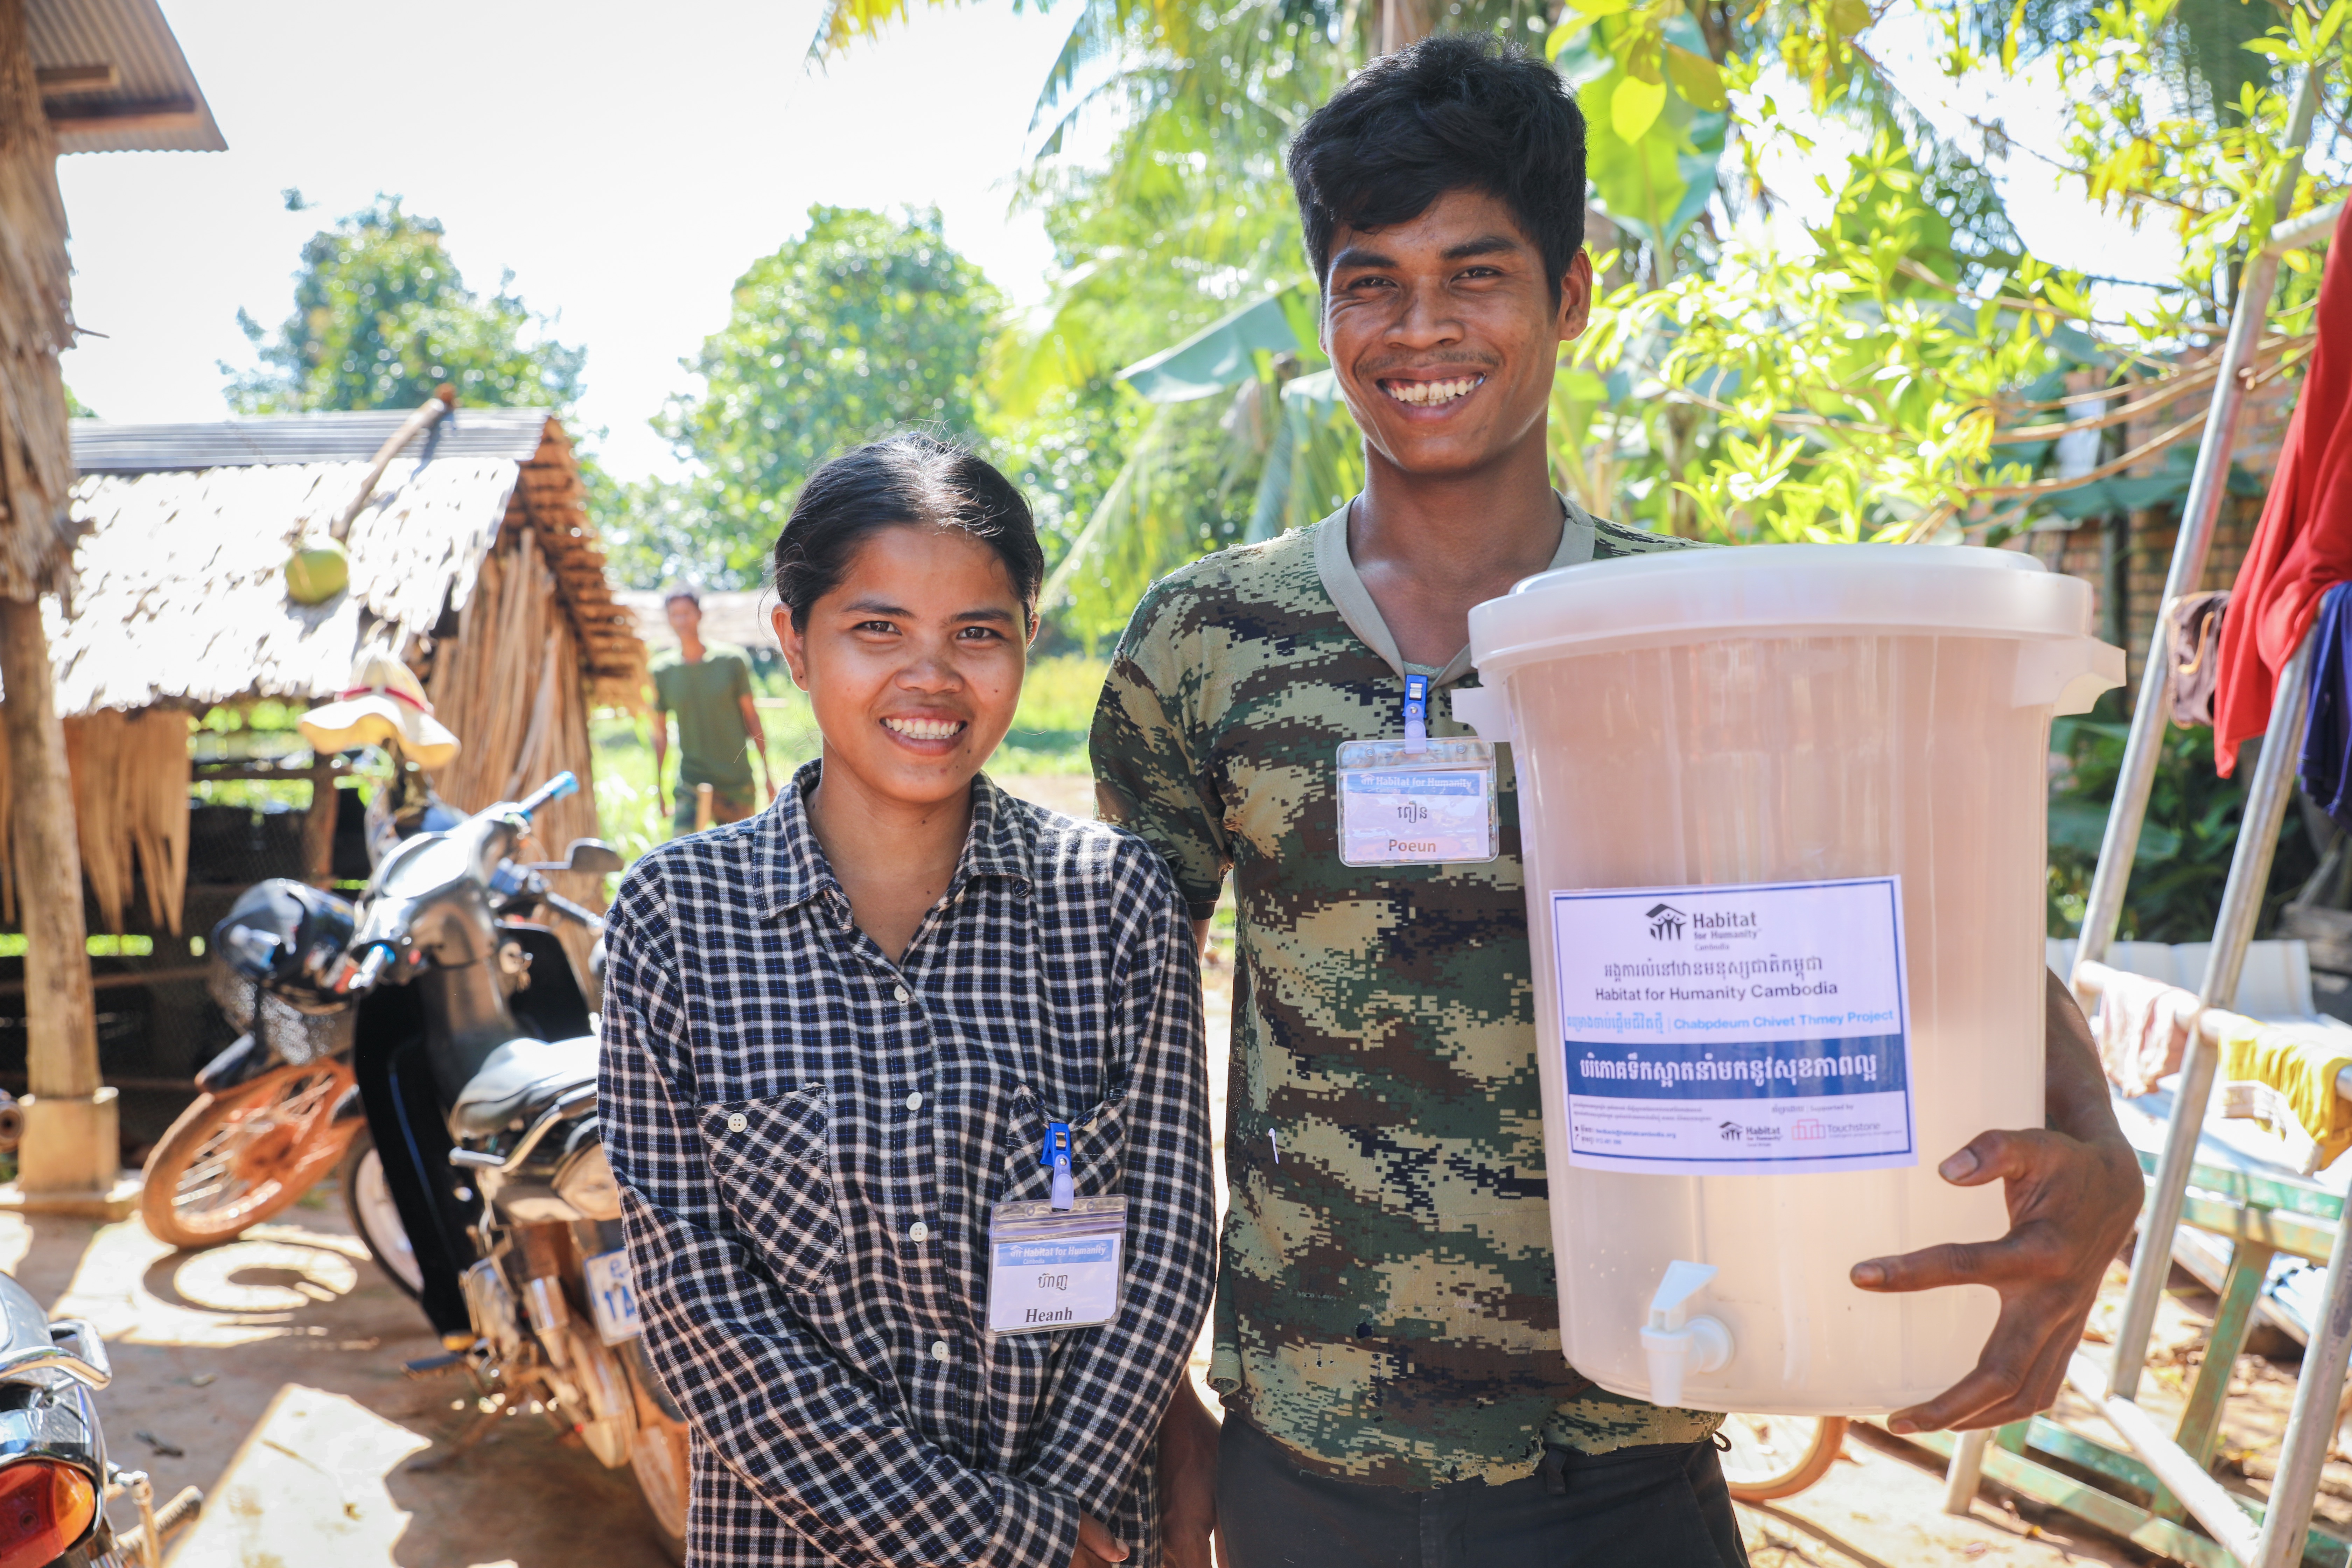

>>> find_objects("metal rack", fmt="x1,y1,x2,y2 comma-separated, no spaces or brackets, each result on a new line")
1938,62,2351,1567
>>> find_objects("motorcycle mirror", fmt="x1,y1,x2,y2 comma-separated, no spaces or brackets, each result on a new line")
560,839,624,878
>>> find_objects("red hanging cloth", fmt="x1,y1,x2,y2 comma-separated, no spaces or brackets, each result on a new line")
2214,199,2352,777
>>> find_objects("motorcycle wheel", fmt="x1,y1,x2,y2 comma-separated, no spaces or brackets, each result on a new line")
140,1060,358,1249
339,1129,425,1300
1718,1413,1849,1503
622,1350,690,1562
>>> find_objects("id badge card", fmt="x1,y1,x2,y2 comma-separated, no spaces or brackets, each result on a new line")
1336,738,1498,865
987,1194,1128,1336
1337,671,1498,866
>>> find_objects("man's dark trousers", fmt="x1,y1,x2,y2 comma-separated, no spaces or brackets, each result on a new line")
1217,1412,1750,1567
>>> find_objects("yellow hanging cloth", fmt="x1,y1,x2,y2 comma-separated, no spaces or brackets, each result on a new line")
2214,1016,2352,1173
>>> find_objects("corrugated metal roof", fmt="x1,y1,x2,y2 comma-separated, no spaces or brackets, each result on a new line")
28,0,224,154
71,408,558,474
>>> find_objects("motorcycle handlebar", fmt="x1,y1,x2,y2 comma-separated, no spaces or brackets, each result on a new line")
349,943,394,992
513,772,578,821
540,890,607,935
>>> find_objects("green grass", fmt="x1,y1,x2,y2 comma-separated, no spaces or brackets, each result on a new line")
593,654,1112,862
997,653,1107,774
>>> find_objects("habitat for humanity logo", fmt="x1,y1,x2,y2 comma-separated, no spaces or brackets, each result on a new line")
1646,902,1687,940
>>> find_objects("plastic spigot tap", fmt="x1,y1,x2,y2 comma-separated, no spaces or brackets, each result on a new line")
1639,1260,1733,1408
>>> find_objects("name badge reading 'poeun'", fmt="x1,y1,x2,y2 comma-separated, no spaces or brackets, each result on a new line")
1336,739,1498,866
987,1195,1128,1336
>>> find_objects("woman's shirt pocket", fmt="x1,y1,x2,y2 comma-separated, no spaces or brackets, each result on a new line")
997,1088,1129,1210
699,1086,844,1294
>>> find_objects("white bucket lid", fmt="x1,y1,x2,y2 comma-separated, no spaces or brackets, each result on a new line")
1469,542,2101,676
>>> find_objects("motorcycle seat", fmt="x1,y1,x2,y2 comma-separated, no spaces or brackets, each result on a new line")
448,1035,598,1143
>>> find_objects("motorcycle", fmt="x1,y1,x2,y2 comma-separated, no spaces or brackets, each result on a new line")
140,761,468,1251
0,1107,203,1567
139,964,359,1251
212,772,688,1558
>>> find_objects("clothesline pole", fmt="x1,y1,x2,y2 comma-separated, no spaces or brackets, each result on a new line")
2072,63,2326,980
2104,628,2318,1405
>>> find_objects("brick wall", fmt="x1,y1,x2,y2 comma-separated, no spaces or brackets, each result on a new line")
2015,348,2302,695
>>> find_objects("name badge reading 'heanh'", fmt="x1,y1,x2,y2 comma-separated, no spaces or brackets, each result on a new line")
987,1195,1128,1336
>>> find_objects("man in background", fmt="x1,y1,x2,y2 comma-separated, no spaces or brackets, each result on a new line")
650,585,773,834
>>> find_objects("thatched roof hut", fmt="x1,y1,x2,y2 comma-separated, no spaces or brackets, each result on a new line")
58,408,643,713
5,406,643,952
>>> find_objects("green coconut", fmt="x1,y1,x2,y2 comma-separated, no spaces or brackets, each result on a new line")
286,536,350,604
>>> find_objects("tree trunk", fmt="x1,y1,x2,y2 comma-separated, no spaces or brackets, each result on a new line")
0,0,79,601
0,4,114,1200
0,598,114,1199
304,759,338,887
0,599,94,1103
1380,0,1433,53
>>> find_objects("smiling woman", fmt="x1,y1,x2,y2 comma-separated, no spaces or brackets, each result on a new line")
769,434,1045,959
595,433,1218,1568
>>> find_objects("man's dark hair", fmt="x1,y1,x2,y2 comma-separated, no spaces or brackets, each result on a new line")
1287,34,1587,303
662,583,701,608
771,433,1045,632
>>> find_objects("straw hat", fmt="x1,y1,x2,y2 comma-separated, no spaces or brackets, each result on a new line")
298,652,461,770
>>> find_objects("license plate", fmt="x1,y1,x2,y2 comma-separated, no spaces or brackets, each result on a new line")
584,1248,643,1344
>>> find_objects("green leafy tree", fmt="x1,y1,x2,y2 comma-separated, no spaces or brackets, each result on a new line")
578,463,711,591
2047,700,2316,940
653,206,1002,585
815,0,2346,589
227,196,584,414
983,382,1135,574
1559,0,2348,548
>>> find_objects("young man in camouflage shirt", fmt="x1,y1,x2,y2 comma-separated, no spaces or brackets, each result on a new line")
1091,35,2142,1568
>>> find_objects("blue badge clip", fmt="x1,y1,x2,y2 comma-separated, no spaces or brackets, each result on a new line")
1403,672,1429,752
1042,1121,1074,1210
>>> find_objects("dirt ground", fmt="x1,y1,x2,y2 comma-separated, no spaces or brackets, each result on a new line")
0,1192,2185,1568
8,774,2294,1564
0,1196,668,1568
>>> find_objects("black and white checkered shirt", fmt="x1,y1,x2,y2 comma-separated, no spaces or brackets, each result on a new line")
600,763,1216,1568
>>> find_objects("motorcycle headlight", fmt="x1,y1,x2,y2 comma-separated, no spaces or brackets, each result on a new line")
0,1457,97,1568
553,1140,623,1222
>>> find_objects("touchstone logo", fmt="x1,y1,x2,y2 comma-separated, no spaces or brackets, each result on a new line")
1646,902,1687,940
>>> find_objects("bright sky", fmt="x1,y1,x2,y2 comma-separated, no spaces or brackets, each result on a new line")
56,0,1080,481
58,0,2283,487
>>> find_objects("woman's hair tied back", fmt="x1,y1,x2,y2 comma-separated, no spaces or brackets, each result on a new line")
771,433,1045,632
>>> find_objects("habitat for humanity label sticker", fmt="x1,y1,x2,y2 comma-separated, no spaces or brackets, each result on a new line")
1550,877,1913,1176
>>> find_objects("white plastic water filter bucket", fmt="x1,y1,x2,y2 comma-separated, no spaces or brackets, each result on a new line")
1455,544,2123,1416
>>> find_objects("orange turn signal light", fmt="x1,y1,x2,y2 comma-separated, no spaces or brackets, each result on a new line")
0,1458,97,1568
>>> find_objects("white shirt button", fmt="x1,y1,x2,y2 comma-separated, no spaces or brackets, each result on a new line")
905,1091,924,1111
894,985,910,1003
908,1221,929,1242
726,1113,747,1133
931,1340,949,1362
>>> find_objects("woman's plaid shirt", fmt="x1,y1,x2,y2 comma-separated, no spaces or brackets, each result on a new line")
600,766,1216,1568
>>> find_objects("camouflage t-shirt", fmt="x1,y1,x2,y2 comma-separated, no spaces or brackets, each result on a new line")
1091,499,1723,1489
